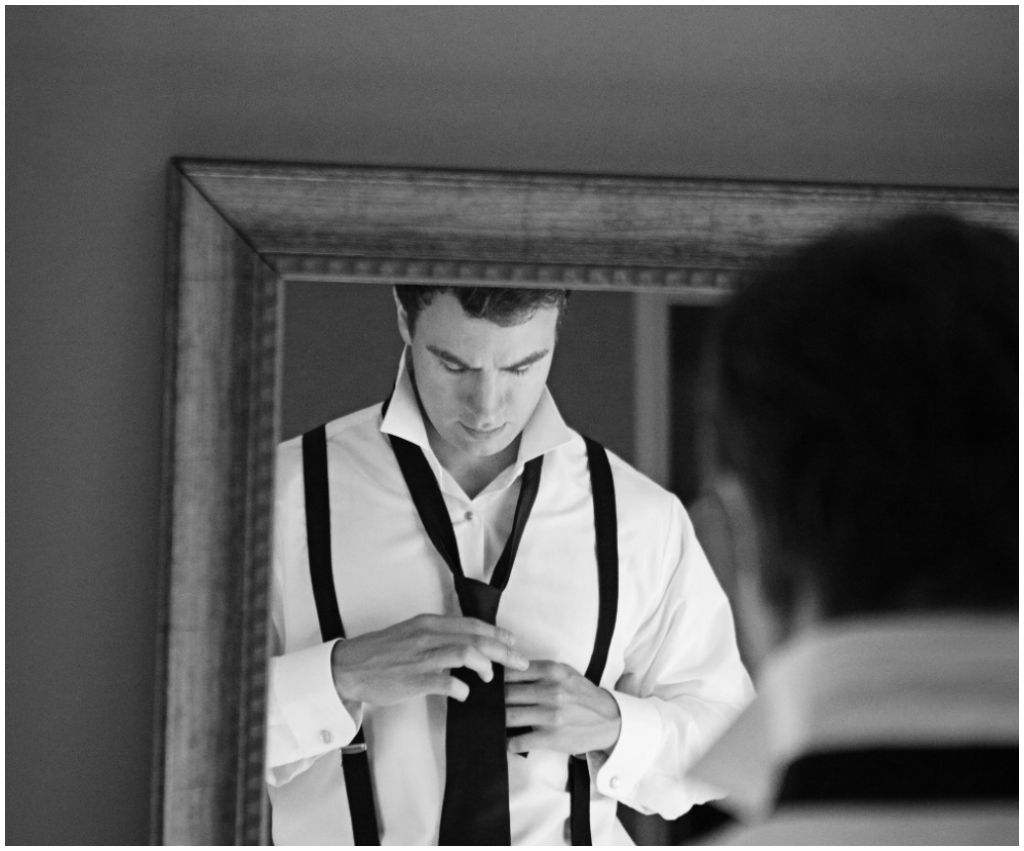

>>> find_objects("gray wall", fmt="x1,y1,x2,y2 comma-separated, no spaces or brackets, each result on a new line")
7,7,1016,843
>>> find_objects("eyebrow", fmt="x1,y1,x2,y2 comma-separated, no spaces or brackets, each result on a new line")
427,345,550,371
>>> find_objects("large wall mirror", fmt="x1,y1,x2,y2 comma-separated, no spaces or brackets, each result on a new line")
154,159,1016,844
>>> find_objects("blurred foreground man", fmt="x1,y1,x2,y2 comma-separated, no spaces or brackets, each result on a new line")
691,214,1018,845
265,286,752,844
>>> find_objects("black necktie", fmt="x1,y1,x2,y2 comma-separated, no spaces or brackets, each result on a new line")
388,433,542,846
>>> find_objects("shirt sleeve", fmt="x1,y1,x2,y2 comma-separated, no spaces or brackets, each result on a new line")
264,639,363,787
592,497,754,818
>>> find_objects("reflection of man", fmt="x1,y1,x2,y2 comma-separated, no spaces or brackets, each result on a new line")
266,286,752,844
691,215,1018,844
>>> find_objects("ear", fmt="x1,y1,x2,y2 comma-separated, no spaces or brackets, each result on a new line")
714,473,821,665
712,473,776,669
712,474,760,580
393,288,413,347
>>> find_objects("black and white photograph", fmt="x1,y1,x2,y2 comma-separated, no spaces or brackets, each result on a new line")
7,7,1018,846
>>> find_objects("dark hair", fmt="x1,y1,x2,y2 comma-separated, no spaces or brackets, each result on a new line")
394,285,570,335
709,213,1017,620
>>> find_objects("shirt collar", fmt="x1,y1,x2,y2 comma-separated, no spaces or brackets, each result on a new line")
380,348,432,450
688,615,1020,820
380,348,574,483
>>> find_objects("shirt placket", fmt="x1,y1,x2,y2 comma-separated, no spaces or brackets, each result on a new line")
438,465,522,586
449,495,487,583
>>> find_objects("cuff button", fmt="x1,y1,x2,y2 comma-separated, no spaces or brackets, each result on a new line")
609,776,621,790
319,729,333,745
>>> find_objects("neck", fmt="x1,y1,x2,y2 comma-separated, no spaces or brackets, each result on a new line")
426,421,521,499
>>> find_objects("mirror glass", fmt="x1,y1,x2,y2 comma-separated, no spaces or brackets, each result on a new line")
278,282,745,843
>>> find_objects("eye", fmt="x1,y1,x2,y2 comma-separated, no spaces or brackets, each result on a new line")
441,362,468,374
505,366,530,377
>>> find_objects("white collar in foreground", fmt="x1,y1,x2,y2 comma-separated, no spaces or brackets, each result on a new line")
688,615,1019,821
380,348,574,482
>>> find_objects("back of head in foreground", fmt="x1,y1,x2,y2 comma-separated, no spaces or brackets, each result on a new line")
697,213,1018,845
713,212,1017,636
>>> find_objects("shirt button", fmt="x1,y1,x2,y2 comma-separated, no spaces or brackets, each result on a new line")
464,511,475,521
319,730,333,745
609,776,621,790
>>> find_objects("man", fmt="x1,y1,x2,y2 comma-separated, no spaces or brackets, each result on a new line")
264,285,752,844
690,214,1018,844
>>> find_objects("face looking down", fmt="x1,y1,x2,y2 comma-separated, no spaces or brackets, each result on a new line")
397,292,559,471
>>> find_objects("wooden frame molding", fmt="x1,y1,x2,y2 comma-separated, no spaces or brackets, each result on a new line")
155,158,1016,844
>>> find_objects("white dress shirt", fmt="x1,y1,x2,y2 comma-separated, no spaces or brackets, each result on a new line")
266,355,753,845
690,615,1019,845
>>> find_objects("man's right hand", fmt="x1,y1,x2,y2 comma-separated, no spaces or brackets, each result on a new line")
330,613,529,707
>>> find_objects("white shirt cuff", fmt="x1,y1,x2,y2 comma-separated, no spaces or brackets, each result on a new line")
269,639,361,757
592,690,664,802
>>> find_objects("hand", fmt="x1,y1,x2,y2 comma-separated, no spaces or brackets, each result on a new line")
330,613,529,707
505,660,622,756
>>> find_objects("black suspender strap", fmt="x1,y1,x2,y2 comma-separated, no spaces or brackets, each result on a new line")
775,745,1020,808
303,425,343,640
581,438,620,687
569,437,620,846
301,425,382,846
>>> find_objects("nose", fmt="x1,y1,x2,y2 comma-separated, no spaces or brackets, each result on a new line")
464,371,501,427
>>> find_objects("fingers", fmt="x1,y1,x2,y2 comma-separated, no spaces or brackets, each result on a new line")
421,673,470,702
504,659,576,683
335,615,531,708
502,666,539,683
408,615,528,672
428,641,528,685
506,703,564,729
504,680,560,705
472,635,529,671
429,644,496,683
411,613,517,648
507,729,548,755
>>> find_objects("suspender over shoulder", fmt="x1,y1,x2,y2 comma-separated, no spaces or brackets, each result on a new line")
299,422,619,845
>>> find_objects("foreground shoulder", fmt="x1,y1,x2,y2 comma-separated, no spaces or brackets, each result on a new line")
705,808,1020,846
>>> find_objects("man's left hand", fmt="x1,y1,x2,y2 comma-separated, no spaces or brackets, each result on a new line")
505,660,621,756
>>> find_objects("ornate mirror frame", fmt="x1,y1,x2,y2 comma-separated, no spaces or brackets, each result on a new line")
154,158,1016,844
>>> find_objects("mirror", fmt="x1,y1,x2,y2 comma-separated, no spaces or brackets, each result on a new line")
155,159,1016,844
